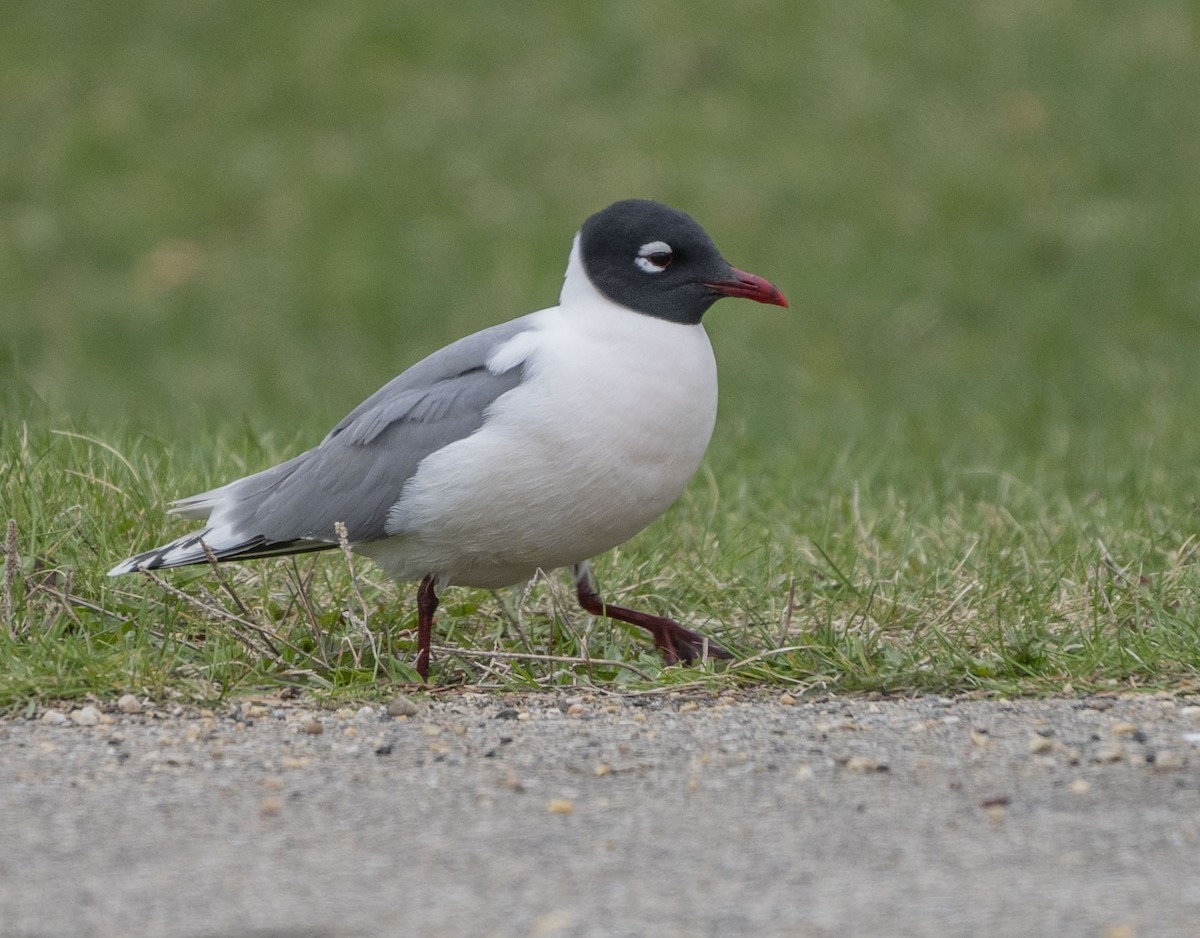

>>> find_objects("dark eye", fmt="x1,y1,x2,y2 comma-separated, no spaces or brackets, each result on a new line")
636,240,673,274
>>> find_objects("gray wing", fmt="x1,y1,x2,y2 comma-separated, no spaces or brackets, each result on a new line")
320,313,535,447
129,314,537,568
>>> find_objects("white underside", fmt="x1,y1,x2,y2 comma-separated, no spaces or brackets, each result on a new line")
358,244,718,588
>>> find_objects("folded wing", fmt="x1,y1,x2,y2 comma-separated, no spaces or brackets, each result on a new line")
108,315,537,575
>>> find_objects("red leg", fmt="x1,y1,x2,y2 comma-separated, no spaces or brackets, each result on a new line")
415,574,438,680
572,564,732,664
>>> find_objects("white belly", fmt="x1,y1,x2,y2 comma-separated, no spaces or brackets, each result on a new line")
358,304,718,588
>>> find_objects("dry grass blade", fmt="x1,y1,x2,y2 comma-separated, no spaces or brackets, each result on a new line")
498,569,547,656
200,540,252,620
29,579,131,625
334,521,380,674
3,518,18,637
50,428,139,477
138,568,297,666
778,573,797,646
285,558,330,669
45,570,87,634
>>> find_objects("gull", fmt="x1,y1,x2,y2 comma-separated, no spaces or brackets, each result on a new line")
109,199,787,678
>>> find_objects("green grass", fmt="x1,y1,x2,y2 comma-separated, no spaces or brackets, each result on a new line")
3,0,1199,706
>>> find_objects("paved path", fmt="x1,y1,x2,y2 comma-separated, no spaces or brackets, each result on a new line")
3,691,1199,938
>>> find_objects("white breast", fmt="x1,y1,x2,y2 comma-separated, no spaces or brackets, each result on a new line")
361,279,718,588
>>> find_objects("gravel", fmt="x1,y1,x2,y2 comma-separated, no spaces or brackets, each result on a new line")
2,691,1199,937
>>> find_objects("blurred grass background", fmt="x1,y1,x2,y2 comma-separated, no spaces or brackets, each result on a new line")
2,0,1199,698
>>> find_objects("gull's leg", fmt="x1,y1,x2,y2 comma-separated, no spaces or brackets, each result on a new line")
571,562,732,664
415,574,439,680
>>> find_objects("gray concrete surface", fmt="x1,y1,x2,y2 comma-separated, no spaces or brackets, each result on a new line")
2,691,1199,938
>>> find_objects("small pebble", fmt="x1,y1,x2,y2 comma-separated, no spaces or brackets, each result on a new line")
117,694,142,714
70,706,102,726
844,756,888,773
260,797,282,817
387,697,419,718
41,710,69,726
421,723,443,737
1152,750,1184,771
779,693,796,707
1110,722,1138,736
566,703,586,717
302,719,324,735
547,799,574,815
1068,779,1091,794
1182,732,1200,747
1092,744,1123,763
970,728,990,748
355,706,375,721
1028,735,1055,755
679,702,699,713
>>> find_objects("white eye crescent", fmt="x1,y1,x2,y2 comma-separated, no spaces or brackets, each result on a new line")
635,240,673,274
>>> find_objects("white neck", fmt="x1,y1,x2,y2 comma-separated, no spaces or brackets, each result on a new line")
558,234,601,310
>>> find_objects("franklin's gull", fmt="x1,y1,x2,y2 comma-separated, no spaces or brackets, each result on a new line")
109,199,788,678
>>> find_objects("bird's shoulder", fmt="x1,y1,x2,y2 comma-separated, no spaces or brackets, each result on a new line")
322,311,548,448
